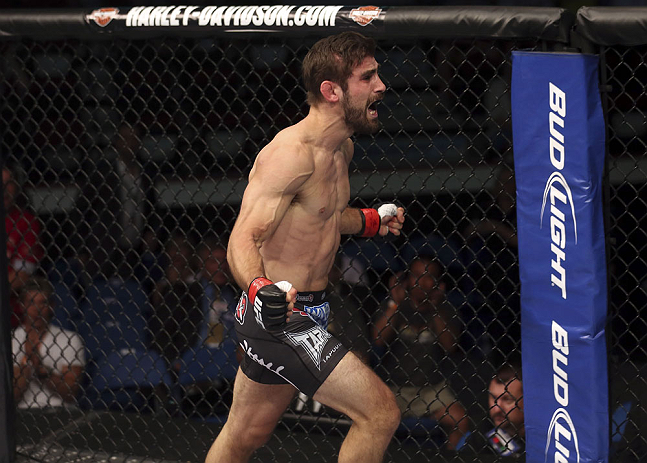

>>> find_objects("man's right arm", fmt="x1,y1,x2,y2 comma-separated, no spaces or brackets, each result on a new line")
227,147,312,330
227,146,314,291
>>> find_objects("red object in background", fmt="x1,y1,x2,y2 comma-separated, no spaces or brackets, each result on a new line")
5,207,43,328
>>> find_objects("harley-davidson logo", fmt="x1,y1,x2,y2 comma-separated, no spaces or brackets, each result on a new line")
349,6,382,26
88,8,119,27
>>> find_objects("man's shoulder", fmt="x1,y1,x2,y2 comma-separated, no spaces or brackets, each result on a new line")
257,134,315,171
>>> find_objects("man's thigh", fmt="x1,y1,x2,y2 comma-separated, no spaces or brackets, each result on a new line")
226,367,297,433
313,352,394,422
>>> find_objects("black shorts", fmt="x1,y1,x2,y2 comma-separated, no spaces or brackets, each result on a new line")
234,290,348,397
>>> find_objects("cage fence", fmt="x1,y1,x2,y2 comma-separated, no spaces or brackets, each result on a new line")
0,5,645,463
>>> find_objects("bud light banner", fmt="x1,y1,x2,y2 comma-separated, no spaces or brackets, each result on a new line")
512,51,608,463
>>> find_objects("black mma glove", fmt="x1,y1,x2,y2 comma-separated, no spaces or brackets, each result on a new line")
248,277,293,331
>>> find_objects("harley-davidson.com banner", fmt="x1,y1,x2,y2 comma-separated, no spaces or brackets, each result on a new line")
86,5,386,32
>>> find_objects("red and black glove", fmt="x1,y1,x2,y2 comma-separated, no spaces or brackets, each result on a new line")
248,277,293,331
358,203,399,237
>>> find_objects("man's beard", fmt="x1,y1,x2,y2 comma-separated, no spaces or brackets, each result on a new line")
343,96,380,135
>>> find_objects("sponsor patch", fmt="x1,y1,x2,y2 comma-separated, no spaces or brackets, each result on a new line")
303,302,330,327
349,5,381,26
240,339,285,376
545,408,580,463
540,82,577,300
296,293,314,303
253,298,265,329
486,428,521,456
88,8,119,27
235,293,247,325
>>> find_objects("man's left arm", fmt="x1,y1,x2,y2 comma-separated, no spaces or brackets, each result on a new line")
339,141,405,237
339,205,405,236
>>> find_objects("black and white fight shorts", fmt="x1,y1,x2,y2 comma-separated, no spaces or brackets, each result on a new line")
234,290,348,397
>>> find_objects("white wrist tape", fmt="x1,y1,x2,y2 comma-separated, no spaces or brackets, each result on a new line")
275,280,293,293
377,203,398,219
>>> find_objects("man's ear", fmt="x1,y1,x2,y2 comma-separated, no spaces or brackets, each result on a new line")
320,80,340,103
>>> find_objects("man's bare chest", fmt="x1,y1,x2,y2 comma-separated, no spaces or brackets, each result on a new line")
295,155,350,219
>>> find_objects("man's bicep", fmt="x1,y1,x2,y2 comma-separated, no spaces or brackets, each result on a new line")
234,178,295,244
233,153,312,243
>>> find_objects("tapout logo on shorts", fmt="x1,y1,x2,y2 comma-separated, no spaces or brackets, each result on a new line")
544,320,580,463
540,82,578,300
322,342,342,364
285,326,331,370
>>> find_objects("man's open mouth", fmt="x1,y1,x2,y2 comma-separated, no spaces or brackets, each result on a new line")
368,100,379,117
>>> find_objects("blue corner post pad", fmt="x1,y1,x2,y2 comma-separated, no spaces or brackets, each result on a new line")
511,51,609,463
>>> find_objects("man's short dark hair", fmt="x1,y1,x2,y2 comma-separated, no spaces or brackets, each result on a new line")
302,31,376,107
492,362,523,385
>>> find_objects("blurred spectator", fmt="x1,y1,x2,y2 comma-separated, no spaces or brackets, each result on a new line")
47,242,91,303
4,163,43,327
12,277,85,409
461,164,520,361
134,224,167,295
196,237,238,357
464,165,517,247
459,360,647,459
326,254,372,364
372,256,468,450
73,124,153,277
148,232,203,369
457,362,524,455
170,237,239,415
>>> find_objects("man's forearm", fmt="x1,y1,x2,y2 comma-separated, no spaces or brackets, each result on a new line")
228,233,266,291
339,207,363,235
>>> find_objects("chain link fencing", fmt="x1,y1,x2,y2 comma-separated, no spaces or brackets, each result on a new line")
600,42,647,463
0,5,642,462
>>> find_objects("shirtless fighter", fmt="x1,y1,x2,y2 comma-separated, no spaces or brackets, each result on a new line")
206,32,405,463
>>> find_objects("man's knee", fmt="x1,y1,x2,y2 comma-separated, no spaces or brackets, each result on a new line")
219,417,275,454
382,388,402,433
363,383,401,434
238,424,274,451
